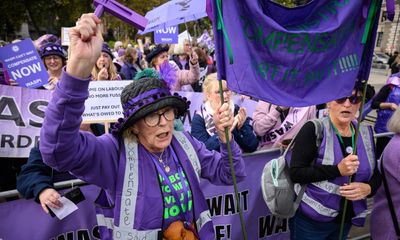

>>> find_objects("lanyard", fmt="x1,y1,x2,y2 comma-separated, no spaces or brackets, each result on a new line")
148,146,198,237
329,118,355,155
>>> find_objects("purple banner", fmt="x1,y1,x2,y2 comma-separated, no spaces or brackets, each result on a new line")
0,39,48,88
0,85,50,158
0,151,288,239
0,185,101,240
201,150,289,239
0,85,258,158
212,1,374,107
154,26,178,44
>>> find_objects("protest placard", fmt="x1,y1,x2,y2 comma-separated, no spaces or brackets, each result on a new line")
0,39,49,88
0,83,258,157
154,26,178,44
61,27,71,46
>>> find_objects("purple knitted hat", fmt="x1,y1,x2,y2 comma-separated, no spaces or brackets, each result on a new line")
39,43,66,60
102,43,114,59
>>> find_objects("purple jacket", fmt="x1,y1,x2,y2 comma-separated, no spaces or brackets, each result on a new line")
371,134,400,239
39,70,246,239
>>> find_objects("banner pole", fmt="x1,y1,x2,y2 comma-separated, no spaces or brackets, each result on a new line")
338,0,381,238
217,79,248,240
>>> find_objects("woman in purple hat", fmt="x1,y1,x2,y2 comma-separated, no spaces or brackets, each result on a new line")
91,42,121,80
40,13,245,240
39,42,67,90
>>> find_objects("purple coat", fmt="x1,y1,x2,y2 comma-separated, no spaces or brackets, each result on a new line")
39,70,246,239
371,134,400,239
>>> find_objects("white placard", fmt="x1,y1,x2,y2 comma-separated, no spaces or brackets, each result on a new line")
83,80,130,122
61,27,71,46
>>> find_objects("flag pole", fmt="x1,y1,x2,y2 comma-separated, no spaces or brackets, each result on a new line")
215,0,247,239
338,0,381,238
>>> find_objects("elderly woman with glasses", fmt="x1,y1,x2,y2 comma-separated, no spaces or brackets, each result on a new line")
288,84,381,239
191,73,259,153
39,14,245,240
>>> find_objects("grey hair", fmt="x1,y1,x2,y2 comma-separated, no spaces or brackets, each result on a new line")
387,108,400,134
122,127,138,143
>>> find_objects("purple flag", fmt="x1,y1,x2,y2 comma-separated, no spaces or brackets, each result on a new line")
0,39,49,88
212,1,377,106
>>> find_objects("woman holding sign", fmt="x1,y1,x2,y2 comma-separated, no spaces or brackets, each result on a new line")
40,13,245,240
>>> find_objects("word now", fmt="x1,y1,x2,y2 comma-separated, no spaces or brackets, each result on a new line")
10,62,42,80
156,26,177,34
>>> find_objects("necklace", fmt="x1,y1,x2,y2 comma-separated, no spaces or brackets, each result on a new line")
151,149,170,173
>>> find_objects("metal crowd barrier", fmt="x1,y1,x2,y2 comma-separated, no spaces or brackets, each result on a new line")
0,132,395,239
0,132,394,199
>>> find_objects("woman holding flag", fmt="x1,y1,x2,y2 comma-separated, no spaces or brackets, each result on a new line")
39,13,245,240
288,84,380,239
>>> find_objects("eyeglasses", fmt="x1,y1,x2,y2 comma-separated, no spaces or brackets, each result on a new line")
144,108,176,127
44,56,62,61
214,89,231,95
335,95,363,104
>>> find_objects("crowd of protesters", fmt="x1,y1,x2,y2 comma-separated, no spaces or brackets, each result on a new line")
0,15,399,239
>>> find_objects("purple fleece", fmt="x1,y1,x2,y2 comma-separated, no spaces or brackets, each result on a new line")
40,69,246,201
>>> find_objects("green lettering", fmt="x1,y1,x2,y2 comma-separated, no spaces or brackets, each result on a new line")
240,16,257,41
164,207,169,219
258,62,270,80
263,31,276,49
169,175,177,183
282,69,290,83
270,65,279,81
333,0,349,7
165,195,175,204
174,173,180,181
181,202,187,212
273,32,287,50
173,182,183,191
188,200,193,211
169,206,180,217
163,185,171,193
286,33,305,54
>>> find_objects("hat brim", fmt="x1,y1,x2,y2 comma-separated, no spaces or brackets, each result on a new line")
41,52,66,60
119,95,188,134
145,46,169,64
